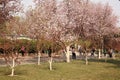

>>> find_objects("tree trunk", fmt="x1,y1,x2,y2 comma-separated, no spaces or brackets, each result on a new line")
112,53,115,59
49,57,53,70
38,51,41,65
11,58,15,76
85,52,88,65
66,46,70,63
98,49,101,59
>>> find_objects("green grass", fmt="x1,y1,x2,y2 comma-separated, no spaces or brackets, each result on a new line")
0,59,120,80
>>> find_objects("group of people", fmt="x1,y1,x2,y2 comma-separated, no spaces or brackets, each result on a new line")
90,48,115,58
104,48,114,58
71,45,115,59
20,45,115,59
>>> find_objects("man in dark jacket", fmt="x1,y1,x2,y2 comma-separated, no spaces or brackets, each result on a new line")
48,47,52,57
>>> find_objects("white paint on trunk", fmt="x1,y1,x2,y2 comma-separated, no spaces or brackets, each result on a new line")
85,52,88,65
11,58,15,76
66,46,70,63
38,51,41,65
49,57,53,70
112,53,115,59
98,49,101,59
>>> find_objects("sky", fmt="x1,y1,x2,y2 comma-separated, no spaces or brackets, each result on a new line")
22,0,120,26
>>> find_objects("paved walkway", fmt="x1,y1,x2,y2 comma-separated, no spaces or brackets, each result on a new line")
0,55,66,66
0,52,107,66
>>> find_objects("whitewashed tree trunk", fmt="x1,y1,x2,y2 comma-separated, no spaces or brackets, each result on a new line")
49,57,53,70
11,58,15,76
85,52,88,65
66,46,70,63
38,51,41,65
112,53,115,59
98,49,101,59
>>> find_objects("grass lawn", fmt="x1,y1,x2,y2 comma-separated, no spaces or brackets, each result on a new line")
0,59,120,80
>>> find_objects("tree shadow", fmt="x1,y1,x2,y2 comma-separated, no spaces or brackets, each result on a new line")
88,58,120,68
0,66,28,76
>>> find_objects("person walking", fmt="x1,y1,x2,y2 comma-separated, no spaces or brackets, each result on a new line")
21,46,25,56
108,48,112,58
78,45,82,56
48,47,52,57
91,47,96,56
72,47,76,59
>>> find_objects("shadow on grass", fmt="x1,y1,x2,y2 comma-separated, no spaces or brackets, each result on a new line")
0,67,28,76
88,58,120,68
